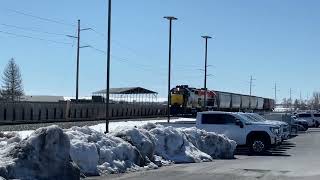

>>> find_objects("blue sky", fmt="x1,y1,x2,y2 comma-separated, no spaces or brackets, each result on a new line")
0,0,319,102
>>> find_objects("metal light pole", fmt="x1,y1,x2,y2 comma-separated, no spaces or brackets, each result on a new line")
105,0,112,133
201,36,212,110
164,16,177,123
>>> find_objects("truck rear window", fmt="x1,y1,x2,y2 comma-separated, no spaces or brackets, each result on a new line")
202,114,236,124
298,114,311,118
314,114,320,117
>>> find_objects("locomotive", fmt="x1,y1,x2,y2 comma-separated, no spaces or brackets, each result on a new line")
170,85,275,115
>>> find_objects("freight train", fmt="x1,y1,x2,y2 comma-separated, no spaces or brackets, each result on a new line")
170,85,275,115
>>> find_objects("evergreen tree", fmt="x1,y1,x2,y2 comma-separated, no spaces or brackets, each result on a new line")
1,58,24,101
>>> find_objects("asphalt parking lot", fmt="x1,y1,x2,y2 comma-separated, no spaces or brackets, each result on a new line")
89,128,320,180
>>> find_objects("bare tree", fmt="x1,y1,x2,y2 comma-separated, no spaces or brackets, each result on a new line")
1,58,24,101
312,92,320,110
293,99,299,110
282,98,289,108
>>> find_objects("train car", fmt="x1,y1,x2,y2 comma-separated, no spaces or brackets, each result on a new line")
250,96,258,110
170,85,216,114
231,94,241,110
263,98,275,111
241,95,250,109
216,91,232,110
257,97,264,110
170,85,274,115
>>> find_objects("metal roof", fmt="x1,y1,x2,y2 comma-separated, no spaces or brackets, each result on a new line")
21,95,65,102
93,87,157,94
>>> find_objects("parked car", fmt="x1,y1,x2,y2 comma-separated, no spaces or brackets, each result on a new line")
312,113,320,127
194,111,281,153
292,116,309,131
296,113,317,127
239,113,290,141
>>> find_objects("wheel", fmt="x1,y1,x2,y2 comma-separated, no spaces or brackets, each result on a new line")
248,136,269,154
315,121,319,128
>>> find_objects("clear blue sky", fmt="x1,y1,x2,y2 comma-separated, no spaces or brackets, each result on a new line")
0,0,319,102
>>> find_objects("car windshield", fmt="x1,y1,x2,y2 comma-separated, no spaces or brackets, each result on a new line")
250,114,267,121
236,113,258,123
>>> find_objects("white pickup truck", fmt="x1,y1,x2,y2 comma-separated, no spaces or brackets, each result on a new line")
162,111,281,153
295,113,318,127
239,113,290,140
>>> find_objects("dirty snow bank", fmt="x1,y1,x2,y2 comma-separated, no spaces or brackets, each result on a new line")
0,123,236,178
182,127,236,159
0,125,80,180
115,123,212,163
65,126,152,175
67,123,236,175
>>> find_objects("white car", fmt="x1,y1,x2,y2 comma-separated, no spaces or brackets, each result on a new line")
312,113,320,127
296,113,316,127
196,111,281,153
239,113,290,140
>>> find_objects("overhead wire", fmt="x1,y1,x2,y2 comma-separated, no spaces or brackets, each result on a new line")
0,23,70,36
0,30,72,45
4,8,76,27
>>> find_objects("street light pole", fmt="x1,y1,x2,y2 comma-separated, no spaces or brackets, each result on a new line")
201,36,212,110
164,16,177,123
105,0,112,133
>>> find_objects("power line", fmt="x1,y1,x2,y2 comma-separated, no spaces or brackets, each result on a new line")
0,30,72,45
1,23,69,36
4,8,76,27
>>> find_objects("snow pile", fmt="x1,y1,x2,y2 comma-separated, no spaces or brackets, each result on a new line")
115,122,236,163
127,123,212,163
0,122,236,178
65,123,236,175
0,132,21,149
65,126,151,175
0,125,80,180
182,127,236,159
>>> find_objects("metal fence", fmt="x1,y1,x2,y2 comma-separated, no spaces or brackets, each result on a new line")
0,101,167,124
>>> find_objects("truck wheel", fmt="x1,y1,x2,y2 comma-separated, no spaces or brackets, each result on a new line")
248,136,269,154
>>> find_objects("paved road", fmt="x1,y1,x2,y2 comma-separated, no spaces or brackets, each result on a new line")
89,128,320,180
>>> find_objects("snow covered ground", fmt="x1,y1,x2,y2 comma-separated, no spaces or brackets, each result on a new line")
0,118,236,179
8,118,196,139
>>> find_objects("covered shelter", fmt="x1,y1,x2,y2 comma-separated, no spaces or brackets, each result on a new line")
92,87,158,104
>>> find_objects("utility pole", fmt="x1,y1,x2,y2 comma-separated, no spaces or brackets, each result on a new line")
76,20,80,102
105,0,112,133
274,83,277,104
201,36,212,110
164,16,177,123
67,20,90,103
249,75,255,96
290,88,292,102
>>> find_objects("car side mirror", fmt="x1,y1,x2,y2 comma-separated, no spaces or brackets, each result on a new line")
235,119,244,128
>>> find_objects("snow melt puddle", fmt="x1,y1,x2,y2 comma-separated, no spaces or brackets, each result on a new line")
0,122,236,179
